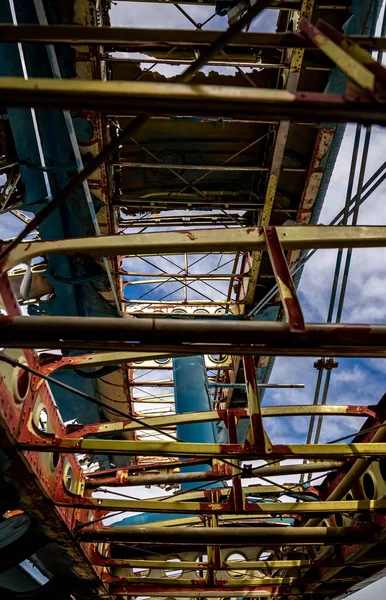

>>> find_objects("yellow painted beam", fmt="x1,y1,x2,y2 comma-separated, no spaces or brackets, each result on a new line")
103,558,314,569
74,497,386,514
4,226,386,272
26,438,386,459
75,404,365,435
244,0,314,304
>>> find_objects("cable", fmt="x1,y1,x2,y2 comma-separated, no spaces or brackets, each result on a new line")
0,352,179,443
75,511,126,531
0,353,242,473
246,161,386,320
327,421,386,445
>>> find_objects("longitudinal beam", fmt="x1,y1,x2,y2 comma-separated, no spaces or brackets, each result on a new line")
3,319,386,357
0,26,383,51
18,439,386,459
59,497,386,515
71,405,371,436
109,585,300,598
85,460,343,488
77,524,373,544
2,226,386,272
0,78,385,124
92,557,386,569
3,330,386,357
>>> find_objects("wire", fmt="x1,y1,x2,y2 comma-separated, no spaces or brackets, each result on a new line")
327,421,386,445
157,457,284,502
0,353,242,473
75,511,126,531
96,488,140,501
0,352,179,443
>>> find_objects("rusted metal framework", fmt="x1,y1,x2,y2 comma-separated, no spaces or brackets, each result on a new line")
1,1,386,599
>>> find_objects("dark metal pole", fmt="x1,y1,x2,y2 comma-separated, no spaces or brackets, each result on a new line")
85,460,343,488
2,317,386,348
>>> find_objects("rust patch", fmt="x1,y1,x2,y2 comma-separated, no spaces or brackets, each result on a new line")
245,226,263,235
0,315,13,323
273,444,294,455
218,443,243,455
177,230,196,240
346,405,376,418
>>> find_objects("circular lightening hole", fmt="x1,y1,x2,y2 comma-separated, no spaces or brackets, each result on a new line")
335,513,343,527
226,552,248,578
37,408,48,433
363,472,376,499
379,459,386,482
133,566,150,578
165,557,183,579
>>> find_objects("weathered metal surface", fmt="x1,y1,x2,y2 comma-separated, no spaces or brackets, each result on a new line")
3,317,386,357
1,25,385,52
264,226,305,331
0,77,385,122
3,225,386,272
77,524,375,544
0,273,101,589
2,6,386,600
17,437,386,459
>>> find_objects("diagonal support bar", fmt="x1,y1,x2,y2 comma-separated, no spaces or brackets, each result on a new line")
264,226,305,331
300,18,386,101
243,355,273,452
315,18,386,92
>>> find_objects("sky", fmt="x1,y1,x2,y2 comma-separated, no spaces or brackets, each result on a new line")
0,1,385,597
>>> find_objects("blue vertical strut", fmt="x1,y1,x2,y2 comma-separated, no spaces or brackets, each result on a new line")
173,356,219,490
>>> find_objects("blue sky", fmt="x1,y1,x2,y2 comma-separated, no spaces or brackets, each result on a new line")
263,123,386,448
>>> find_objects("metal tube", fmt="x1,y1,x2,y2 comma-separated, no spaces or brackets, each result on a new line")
2,317,386,349
125,276,237,285
85,460,343,488
210,383,304,388
77,525,373,544
86,470,220,488
312,369,332,446
8,340,386,358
